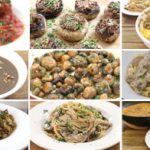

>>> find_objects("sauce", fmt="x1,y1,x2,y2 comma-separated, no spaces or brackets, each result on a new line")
123,103,150,117
0,57,18,95
0,1,24,46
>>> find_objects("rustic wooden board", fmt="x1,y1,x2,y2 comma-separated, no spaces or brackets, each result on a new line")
123,125,149,150
122,14,148,49
30,101,120,150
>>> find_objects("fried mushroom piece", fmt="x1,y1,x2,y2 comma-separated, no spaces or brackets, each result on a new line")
104,1,120,20
57,13,88,42
75,0,100,20
36,0,63,18
95,18,119,43
30,13,46,38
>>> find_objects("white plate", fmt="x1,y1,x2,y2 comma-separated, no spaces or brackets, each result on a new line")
0,103,29,150
122,0,141,16
0,0,29,50
122,51,149,99
30,49,121,100
145,130,150,149
30,101,121,150
0,50,27,98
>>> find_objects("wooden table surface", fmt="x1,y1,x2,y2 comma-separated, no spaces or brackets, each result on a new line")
123,125,149,150
122,14,148,49
30,101,120,150
7,51,28,99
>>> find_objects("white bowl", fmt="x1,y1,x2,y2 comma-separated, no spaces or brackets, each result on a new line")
0,51,27,99
145,130,150,149
0,0,29,50
122,51,149,99
30,49,121,100
136,7,150,48
30,101,121,150
0,103,29,150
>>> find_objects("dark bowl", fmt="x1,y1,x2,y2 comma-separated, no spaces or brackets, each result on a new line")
123,102,150,127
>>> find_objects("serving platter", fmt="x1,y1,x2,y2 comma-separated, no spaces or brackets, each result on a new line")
0,0,29,50
30,101,120,150
30,0,120,49
0,103,29,150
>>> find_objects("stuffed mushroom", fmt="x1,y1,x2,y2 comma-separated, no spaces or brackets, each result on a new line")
36,0,63,18
57,13,88,42
30,13,47,39
104,1,120,20
75,0,100,20
95,18,119,43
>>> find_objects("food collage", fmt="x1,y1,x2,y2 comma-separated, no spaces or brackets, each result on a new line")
0,0,150,150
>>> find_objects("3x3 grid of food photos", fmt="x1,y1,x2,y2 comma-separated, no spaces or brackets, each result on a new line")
0,0,150,150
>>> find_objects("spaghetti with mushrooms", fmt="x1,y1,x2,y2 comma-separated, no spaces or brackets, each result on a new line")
44,102,111,143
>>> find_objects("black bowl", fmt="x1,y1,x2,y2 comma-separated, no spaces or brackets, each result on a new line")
123,102,150,127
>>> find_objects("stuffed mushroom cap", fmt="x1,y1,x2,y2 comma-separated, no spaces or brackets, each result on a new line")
104,1,120,20
36,0,63,18
95,18,119,43
30,13,47,39
75,0,100,20
57,13,88,42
